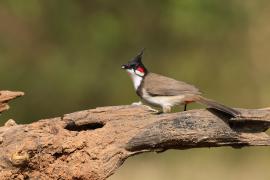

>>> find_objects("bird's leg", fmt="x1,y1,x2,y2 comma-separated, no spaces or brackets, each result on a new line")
184,104,187,111
132,101,161,114
143,105,160,114
146,106,160,113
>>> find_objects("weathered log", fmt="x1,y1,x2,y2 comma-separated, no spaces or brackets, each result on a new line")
0,102,270,180
0,91,24,113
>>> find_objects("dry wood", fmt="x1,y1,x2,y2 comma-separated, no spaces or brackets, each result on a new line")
0,91,270,180
0,91,24,113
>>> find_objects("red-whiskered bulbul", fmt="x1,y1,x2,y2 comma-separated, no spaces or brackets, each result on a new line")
122,50,240,117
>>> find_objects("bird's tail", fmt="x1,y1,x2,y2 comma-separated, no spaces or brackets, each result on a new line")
196,96,240,117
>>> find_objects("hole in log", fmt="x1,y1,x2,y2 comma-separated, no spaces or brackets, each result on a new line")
65,121,104,131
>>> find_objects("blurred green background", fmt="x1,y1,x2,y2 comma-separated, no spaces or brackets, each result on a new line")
0,1,270,180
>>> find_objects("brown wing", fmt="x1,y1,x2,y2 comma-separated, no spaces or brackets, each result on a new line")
143,73,201,96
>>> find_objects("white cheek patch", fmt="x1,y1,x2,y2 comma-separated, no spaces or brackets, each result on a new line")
135,70,144,77
126,69,143,90
126,69,133,74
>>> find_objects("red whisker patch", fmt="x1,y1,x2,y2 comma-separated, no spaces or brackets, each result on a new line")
137,67,144,73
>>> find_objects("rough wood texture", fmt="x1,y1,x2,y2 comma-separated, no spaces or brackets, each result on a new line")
0,91,24,113
1,102,270,180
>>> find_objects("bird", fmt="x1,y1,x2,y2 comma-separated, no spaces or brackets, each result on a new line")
121,49,240,117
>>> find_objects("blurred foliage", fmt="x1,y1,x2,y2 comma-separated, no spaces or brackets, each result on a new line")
111,147,270,180
0,1,270,179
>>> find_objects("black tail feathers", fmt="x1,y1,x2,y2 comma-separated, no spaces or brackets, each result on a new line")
196,96,240,117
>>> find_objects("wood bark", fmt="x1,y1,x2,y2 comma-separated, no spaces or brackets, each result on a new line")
0,91,24,113
1,91,270,180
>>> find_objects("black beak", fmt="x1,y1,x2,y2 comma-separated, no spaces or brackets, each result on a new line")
121,64,129,69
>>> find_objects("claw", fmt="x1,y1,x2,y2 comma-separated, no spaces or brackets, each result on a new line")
131,101,143,106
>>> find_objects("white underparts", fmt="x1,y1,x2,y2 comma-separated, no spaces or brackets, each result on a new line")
126,69,187,113
126,69,143,90
141,89,186,113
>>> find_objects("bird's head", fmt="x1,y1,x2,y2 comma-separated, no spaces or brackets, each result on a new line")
122,49,148,77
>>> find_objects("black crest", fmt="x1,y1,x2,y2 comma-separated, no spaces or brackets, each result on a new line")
129,48,145,65
122,48,147,71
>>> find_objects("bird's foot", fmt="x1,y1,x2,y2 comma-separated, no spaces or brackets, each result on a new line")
131,102,162,114
144,105,161,114
131,101,143,106
154,111,164,115
147,107,160,114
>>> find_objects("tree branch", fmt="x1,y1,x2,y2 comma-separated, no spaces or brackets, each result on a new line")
0,91,24,113
0,93,270,179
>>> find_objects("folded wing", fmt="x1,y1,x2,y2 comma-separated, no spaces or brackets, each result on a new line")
143,73,201,96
